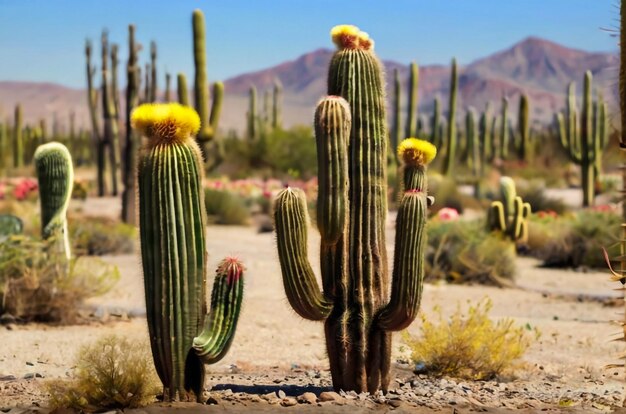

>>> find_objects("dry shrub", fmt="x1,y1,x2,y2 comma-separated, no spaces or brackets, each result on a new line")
70,215,136,255
402,298,538,380
204,188,251,225
0,235,119,322
47,335,160,410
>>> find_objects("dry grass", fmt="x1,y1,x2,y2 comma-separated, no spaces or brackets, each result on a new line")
402,298,538,380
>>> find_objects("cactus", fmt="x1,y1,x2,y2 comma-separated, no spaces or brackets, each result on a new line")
498,96,509,160
133,103,244,402
177,73,189,106
13,104,23,168
246,85,257,141
516,93,530,161
431,96,442,148
465,107,479,177
405,61,418,139
150,41,158,103
487,176,531,243
34,142,74,261
274,26,434,393
101,31,120,197
390,68,402,164
121,24,141,225
165,73,171,102
442,58,458,176
272,79,282,130
192,9,223,162
479,102,492,170
556,71,606,207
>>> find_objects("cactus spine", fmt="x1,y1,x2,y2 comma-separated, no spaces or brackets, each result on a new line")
487,176,531,243
442,58,457,176
192,9,223,162
177,73,189,106
556,71,605,207
405,61,419,139
13,104,23,168
274,26,433,393
34,142,74,261
133,103,244,402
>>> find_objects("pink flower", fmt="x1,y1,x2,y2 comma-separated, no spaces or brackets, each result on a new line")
437,207,459,221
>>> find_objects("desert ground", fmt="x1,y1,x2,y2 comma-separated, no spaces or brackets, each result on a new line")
1,194,625,413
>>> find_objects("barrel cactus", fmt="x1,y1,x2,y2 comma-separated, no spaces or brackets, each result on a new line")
132,103,244,402
34,142,74,261
487,176,531,243
273,25,434,393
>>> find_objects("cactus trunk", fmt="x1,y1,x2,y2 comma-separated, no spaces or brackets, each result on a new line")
442,59,457,176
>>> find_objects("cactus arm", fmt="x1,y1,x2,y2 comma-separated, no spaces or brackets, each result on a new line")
488,201,506,232
209,81,223,134
193,258,244,363
274,188,333,321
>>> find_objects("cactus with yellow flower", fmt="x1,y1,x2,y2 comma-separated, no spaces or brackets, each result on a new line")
132,103,244,402
273,25,434,394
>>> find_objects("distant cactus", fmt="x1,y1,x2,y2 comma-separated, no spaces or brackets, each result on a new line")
274,26,434,394
442,58,457,176
479,102,493,170
556,71,607,207
272,79,282,129
247,85,257,141
177,73,189,106
431,96,442,148
516,93,530,161
34,142,74,261
13,104,23,168
499,96,509,160
405,61,419,139
133,103,244,402
165,72,171,102
487,176,531,243
390,68,402,163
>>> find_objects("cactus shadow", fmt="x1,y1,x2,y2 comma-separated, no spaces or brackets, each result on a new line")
210,383,332,397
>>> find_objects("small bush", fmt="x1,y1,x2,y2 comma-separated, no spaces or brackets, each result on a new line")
529,210,620,268
426,219,516,286
0,235,119,322
402,298,538,380
70,216,136,255
427,174,483,216
204,188,250,225
47,335,160,410
516,181,568,215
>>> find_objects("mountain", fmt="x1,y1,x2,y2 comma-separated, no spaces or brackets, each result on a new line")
0,37,618,133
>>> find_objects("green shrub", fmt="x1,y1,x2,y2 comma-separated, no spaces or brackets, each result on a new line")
70,216,136,255
516,181,568,215
402,298,538,380
0,235,119,322
204,188,250,225
47,335,159,410
427,173,483,215
426,219,516,286
529,210,620,268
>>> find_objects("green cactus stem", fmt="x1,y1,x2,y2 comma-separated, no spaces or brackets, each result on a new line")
34,142,74,261
487,176,531,243
499,96,509,160
247,86,257,141
133,103,243,402
177,73,189,106
431,97,442,148
150,41,158,103
479,102,492,170
274,26,434,394
405,61,419,139
165,73,171,102
442,58,457,176
272,79,282,130
13,104,23,168
516,93,530,161
390,68,402,164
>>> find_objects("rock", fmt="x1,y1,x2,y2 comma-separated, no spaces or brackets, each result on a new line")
277,389,286,399
0,313,16,325
23,373,43,379
297,392,317,404
281,397,298,407
262,392,280,403
206,395,219,405
319,391,341,402
388,399,403,408
0,376,16,381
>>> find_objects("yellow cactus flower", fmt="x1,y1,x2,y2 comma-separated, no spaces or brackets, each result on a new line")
131,103,200,144
398,138,437,166
330,24,374,51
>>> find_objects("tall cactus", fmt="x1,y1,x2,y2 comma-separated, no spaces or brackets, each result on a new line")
192,9,223,162
556,71,606,207
465,107,479,177
177,73,189,106
431,96,442,148
101,31,120,196
498,96,510,160
34,142,74,261
150,41,158,103
247,85,257,141
405,61,419,139
479,101,492,170
487,176,531,243
13,104,23,168
516,93,530,161
272,79,282,130
442,58,457,176
133,103,244,402
274,26,434,393
390,68,402,164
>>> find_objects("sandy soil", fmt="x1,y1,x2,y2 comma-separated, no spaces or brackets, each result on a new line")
1,195,625,412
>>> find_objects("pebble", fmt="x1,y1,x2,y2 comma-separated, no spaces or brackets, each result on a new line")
281,397,298,407
319,391,341,402
297,392,317,404
277,389,286,399
206,396,219,405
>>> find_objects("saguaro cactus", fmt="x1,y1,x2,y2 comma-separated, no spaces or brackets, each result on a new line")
274,26,434,394
13,104,23,168
487,176,531,243
177,73,189,106
442,58,458,176
133,103,244,402
405,61,419,139
272,79,282,130
34,142,74,261
516,93,530,161
556,71,606,207
390,68,402,163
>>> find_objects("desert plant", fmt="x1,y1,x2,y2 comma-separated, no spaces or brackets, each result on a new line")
47,335,160,410
487,176,531,243
516,180,568,215
274,25,434,393
405,61,419,139
442,58,458,176
133,103,244,402
204,188,250,225
13,104,23,168
0,214,23,237
402,298,537,380
69,216,136,255
426,219,516,286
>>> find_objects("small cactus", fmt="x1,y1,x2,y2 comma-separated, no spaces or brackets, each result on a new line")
487,176,531,243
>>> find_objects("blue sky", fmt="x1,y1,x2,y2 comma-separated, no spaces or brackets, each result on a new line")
0,0,618,88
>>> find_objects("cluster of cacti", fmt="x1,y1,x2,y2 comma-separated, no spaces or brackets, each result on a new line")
192,9,224,168
556,71,608,207
132,103,244,402
273,25,434,393
487,176,531,243
34,142,74,261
